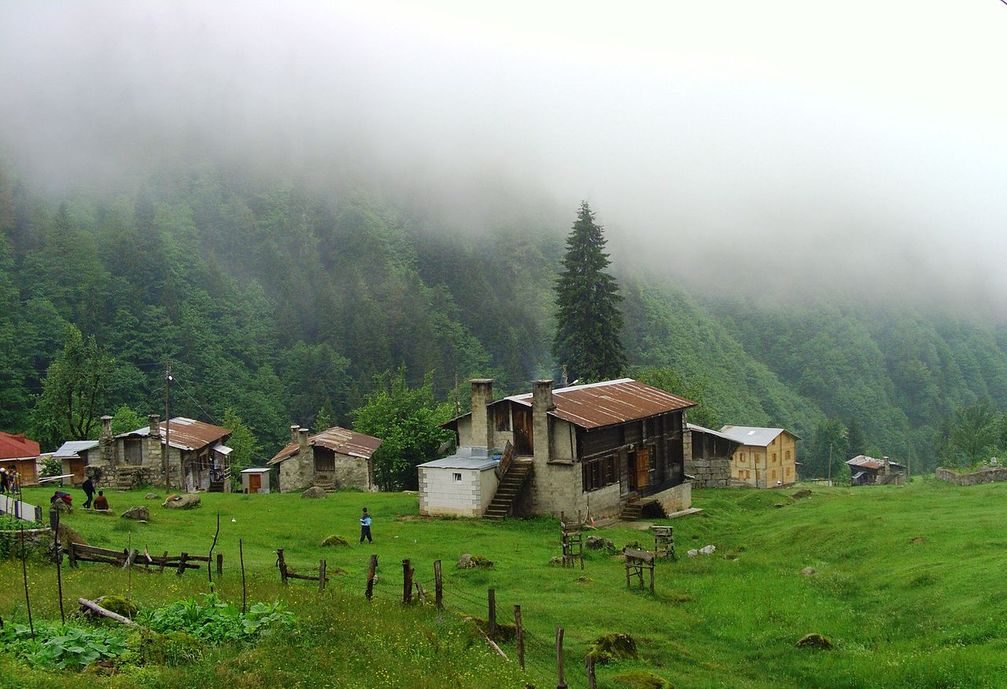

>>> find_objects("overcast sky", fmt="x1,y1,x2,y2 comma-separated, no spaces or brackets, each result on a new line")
1,1,1005,311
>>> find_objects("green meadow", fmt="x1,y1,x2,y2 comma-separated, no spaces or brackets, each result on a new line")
2,479,1005,688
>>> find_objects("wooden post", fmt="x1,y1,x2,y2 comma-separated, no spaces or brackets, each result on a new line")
239,539,247,614
208,512,220,584
319,560,327,591
434,560,443,609
514,605,525,670
277,549,288,584
366,554,377,600
176,552,189,576
50,508,65,624
68,542,77,568
488,588,497,638
402,559,413,604
216,553,223,576
158,550,168,574
649,560,655,593
586,654,597,689
555,626,567,689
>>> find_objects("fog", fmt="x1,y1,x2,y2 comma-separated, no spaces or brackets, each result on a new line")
2,1,1006,312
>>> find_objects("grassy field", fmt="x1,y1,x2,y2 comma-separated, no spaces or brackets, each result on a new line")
2,479,1006,688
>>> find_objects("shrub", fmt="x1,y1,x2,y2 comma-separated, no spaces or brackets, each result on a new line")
142,594,294,643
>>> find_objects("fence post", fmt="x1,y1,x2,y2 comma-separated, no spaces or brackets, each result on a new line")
277,548,288,584
556,626,567,689
488,588,497,638
366,554,377,600
402,559,413,604
239,539,247,614
586,654,597,689
434,560,443,609
514,605,525,670
216,553,223,576
319,560,327,591
176,552,189,576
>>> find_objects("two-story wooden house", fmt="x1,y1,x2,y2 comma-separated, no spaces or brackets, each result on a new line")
719,425,799,487
420,378,695,519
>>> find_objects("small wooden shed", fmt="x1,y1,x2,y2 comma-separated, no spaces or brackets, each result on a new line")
240,467,272,494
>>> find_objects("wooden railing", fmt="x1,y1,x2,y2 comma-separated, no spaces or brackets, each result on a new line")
495,441,515,480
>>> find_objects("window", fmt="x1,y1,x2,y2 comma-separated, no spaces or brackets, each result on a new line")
785,450,791,461
582,455,618,492
452,473,462,482
772,452,777,464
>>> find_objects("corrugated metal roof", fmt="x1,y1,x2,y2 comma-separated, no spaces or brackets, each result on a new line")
0,432,40,460
846,455,904,471
53,440,100,458
268,426,383,465
718,426,793,447
501,378,695,430
687,423,741,444
121,418,231,452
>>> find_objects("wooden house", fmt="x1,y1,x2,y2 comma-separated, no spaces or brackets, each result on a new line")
847,455,905,486
267,425,382,493
0,431,40,487
421,378,696,520
720,426,799,488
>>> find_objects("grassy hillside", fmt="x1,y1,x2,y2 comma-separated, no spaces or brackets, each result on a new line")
4,482,1006,688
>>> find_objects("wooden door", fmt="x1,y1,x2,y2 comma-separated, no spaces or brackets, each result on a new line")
635,448,650,490
69,459,85,485
248,473,261,493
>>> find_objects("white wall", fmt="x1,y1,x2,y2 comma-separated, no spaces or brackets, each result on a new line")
419,466,498,517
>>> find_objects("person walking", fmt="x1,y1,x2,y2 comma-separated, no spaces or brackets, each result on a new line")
359,507,373,544
82,476,95,509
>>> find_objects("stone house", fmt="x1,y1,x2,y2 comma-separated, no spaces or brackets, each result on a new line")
55,415,233,492
720,426,799,487
267,425,382,493
685,423,740,488
0,431,40,486
421,378,696,520
847,455,905,485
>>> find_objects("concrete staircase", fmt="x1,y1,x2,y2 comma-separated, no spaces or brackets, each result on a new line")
483,461,533,520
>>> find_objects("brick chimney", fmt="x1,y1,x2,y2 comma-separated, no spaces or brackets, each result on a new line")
470,379,494,450
532,379,554,464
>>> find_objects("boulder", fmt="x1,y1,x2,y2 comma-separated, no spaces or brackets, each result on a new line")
588,632,639,664
795,633,833,650
699,544,716,555
687,549,699,558
144,493,160,500
586,536,615,552
800,567,817,576
457,553,493,569
610,670,672,689
320,535,349,547
162,494,201,510
121,506,149,521
301,486,327,499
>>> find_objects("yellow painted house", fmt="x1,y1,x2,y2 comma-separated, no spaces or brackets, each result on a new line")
719,426,799,488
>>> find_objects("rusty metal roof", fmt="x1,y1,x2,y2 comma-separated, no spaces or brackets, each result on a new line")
268,426,383,465
117,417,231,452
503,378,695,430
846,455,904,471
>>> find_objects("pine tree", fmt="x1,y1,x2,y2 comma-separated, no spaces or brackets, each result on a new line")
552,202,627,382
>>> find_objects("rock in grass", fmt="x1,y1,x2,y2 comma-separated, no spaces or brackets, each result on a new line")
121,506,149,521
92,595,139,618
610,669,672,689
320,534,349,547
791,489,813,499
796,633,833,650
457,553,493,569
162,494,200,510
588,632,639,664
144,493,160,500
800,566,817,576
698,544,716,555
586,536,615,552
301,486,327,499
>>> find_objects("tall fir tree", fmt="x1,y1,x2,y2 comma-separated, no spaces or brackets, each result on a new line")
552,202,627,382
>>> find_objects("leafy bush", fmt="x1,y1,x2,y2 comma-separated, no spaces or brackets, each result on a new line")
142,594,294,643
0,623,127,670
40,456,64,479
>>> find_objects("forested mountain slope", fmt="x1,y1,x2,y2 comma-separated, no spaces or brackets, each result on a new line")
1,165,1005,472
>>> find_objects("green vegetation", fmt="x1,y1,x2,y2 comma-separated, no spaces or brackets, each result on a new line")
554,202,627,381
3,482,1007,688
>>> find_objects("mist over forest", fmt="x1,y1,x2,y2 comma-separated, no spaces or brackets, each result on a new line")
2,1,1007,474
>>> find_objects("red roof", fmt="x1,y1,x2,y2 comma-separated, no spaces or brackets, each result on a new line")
0,432,41,460
501,378,695,430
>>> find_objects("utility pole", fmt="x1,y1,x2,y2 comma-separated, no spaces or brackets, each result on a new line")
163,364,173,491
827,442,833,486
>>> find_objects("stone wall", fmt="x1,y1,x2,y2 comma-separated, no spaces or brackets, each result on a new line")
651,482,692,515
278,454,313,492
86,463,177,491
685,456,732,488
936,466,1007,486
333,454,374,491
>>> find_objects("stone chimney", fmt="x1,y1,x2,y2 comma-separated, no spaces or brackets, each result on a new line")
100,415,115,465
291,424,300,444
148,414,160,436
470,379,494,449
532,379,555,464
298,427,310,457
882,456,890,474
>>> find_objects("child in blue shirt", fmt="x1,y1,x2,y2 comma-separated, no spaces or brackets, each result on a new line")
359,507,373,543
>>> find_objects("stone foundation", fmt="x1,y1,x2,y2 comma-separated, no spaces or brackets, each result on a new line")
650,482,692,514
86,464,176,491
936,466,1007,486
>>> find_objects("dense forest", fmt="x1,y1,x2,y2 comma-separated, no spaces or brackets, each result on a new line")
2,163,1006,475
